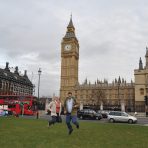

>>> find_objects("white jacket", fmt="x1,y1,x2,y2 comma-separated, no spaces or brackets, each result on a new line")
48,101,57,116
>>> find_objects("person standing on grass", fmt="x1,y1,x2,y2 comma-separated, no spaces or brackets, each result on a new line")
64,92,79,135
55,97,62,123
48,97,57,126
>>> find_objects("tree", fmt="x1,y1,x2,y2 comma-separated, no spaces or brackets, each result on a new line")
95,89,106,106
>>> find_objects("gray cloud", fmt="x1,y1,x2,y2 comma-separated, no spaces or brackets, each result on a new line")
0,0,148,96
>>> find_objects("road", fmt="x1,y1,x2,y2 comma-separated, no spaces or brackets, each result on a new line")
21,115,148,126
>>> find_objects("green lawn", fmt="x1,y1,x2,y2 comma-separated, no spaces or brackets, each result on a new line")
0,117,148,148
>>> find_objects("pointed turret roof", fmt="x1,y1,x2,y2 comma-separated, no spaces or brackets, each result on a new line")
139,57,143,70
139,57,142,63
145,46,148,57
67,14,74,28
63,15,77,39
118,76,121,84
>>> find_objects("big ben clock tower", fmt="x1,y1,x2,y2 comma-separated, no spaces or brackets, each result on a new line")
60,16,79,102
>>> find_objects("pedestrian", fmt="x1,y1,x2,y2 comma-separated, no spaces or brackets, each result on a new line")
36,110,39,119
55,97,62,123
47,97,57,127
64,92,79,135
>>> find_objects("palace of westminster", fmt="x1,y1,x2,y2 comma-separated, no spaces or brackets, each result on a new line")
60,17,148,112
0,17,148,112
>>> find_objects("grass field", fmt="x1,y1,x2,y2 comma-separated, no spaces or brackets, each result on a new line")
0,117,148,148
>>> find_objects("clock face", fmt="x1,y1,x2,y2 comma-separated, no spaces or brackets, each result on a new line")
64,44,71,51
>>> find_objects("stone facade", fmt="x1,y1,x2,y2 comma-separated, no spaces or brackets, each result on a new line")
60,18,146,112
60,16,79,102
134,48,148,112
0,62,34,96
75,78,135,111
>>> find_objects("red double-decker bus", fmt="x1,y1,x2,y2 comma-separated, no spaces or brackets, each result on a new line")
0,95,38,115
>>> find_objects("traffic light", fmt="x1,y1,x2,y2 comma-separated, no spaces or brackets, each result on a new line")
144,96,148,105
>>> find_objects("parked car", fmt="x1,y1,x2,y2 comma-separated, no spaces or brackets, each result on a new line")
77,109,102,120
108,111,137,124
97,110,108,118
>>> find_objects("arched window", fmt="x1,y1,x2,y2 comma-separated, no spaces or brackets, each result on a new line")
140,88,144,95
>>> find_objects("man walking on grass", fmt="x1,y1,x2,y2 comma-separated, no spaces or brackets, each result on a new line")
64,92,79,135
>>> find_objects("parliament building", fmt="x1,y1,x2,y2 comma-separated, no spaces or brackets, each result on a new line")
60,17,147,112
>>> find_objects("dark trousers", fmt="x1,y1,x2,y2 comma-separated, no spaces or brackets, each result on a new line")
56,113,62,123
66,113,79,131
49,116,57,125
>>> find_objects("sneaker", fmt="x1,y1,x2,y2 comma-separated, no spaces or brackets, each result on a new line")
76,124,79,129
69,129,73,135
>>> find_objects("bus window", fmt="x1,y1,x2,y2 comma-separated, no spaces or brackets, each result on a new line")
8,104,16,108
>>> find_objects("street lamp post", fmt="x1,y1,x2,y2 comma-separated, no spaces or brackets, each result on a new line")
38,68,42,100
37,68,42,119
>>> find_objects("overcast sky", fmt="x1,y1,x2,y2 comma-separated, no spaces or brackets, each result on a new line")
0,0,148,97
